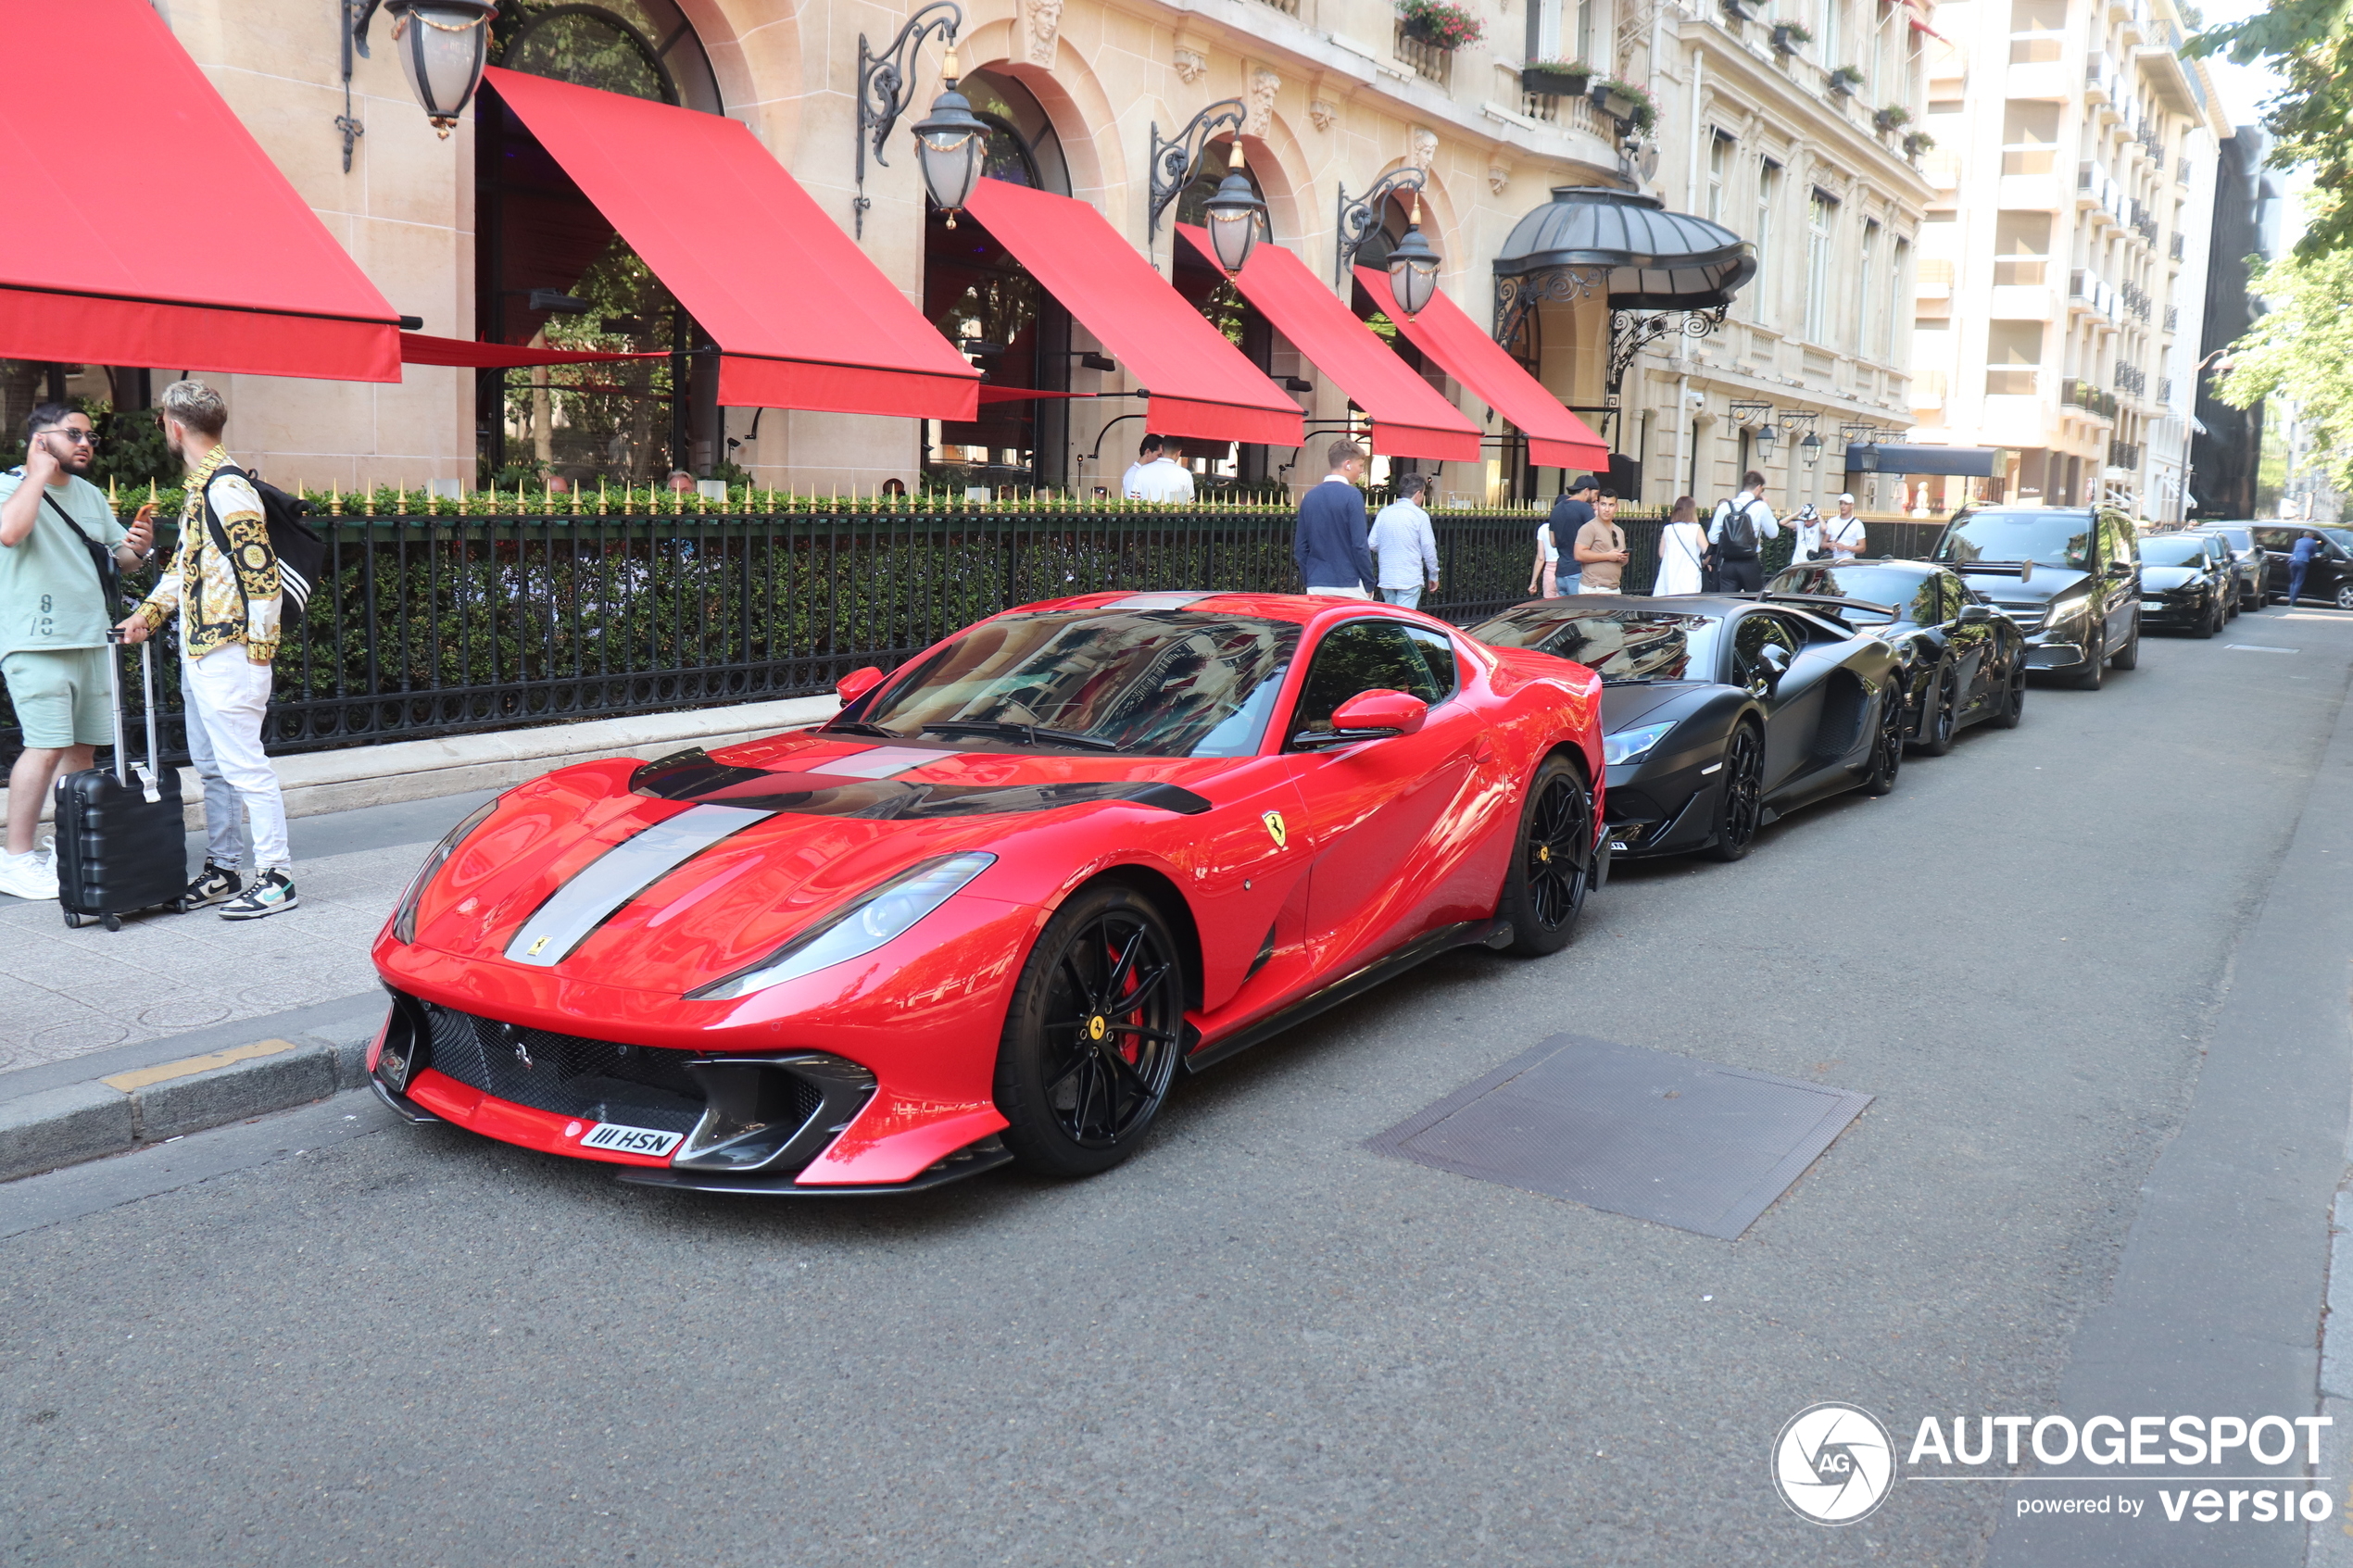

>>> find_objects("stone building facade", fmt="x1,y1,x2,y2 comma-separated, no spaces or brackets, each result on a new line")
69,0,1931,508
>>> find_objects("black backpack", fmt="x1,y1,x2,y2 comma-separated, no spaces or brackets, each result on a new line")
1713,496,1764,561
200,462,327,618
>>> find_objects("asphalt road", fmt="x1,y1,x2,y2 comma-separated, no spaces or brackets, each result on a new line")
5,609,2351,1567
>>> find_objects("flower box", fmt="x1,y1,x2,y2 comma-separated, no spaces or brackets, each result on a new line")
1591,78,1658,132
1828,66,1866,94
1522,62,1593,96
1770,22,1813,53
1873,105,1912,134
1721,0,1765,22
1397,0,1482,49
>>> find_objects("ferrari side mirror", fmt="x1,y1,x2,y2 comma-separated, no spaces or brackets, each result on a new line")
1328,688,1429,739
836,666,886,703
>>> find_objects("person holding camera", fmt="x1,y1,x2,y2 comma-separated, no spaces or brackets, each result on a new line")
0,404,155,901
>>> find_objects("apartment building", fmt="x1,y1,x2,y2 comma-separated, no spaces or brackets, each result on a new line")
1904,0,2226,519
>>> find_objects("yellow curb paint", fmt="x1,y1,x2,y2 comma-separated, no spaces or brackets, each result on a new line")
102,1039,303,1093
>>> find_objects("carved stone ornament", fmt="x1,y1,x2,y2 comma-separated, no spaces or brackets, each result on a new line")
1024,0,1063,66
1489,163,1511,194
1309,97,1337,132
1410,125,1438,170
1246,69,1281,137
1174,47,1207,84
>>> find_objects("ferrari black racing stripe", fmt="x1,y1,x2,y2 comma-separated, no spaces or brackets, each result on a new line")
503,804,778,968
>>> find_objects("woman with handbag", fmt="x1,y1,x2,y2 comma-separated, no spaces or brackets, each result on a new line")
1653,495,1708,596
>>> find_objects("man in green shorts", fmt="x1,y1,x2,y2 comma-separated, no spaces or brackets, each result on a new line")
0,403,156,900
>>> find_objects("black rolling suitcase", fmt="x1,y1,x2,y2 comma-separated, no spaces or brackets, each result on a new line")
55,632,187,932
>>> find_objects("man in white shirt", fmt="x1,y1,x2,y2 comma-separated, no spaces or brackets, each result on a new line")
1706,470,1780,592
1789,503,1826,563
1121,434,1196,503
1369,473,1441,608
1825,493,1867,559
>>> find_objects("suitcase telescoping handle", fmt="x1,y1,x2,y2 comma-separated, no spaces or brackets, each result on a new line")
102,629,163,803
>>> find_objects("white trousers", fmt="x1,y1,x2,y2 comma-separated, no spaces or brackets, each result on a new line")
181,645,289,871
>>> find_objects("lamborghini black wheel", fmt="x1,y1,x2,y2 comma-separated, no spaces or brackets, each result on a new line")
1499,754,1593,956
1916,660,1959,756
1705,724,1765,862
994,883,1185,1178
1864,685,1905,797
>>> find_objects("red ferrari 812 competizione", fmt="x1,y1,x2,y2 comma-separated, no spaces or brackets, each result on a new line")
367,591,1604,1194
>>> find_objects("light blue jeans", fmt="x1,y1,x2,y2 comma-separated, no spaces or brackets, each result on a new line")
1381,585,1425,609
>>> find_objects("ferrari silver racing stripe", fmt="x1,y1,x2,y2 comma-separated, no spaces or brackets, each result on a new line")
814,746,945,779
503,804,775,967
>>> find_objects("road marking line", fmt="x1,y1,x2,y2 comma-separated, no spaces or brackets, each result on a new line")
101,1038,303,1093
2224,645,2298,654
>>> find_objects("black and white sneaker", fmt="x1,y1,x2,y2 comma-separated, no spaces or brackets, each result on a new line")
181,861,244,910
219,868,297,921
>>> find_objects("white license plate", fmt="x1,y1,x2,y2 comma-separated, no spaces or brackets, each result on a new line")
579,1122,684,1159
2141,600,2165,609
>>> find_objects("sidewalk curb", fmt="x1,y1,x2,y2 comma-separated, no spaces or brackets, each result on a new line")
0,996,384,1184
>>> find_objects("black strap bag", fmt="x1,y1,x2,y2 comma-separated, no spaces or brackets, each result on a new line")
43,490,123,621
1715,496,1763,562
199,462,326,618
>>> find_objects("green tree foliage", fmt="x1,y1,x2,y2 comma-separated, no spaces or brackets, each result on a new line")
2185,0,2353,260
2211,249,2353,490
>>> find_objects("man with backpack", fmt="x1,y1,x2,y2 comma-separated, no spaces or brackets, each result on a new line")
115,381,296,920
0,404,156,900
1706,470,1781,593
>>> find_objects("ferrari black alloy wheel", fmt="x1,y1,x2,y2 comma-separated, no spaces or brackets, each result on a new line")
1917,660,1959,756
1864,684,1905,796
1993,661,2026,729
1705,723,1765,863
1500,754,1592,956
995,883,1186,1177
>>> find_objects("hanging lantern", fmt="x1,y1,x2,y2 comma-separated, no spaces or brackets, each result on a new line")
1201,141,1268,276
1800,430,1823,466
912,50,990,227
386,1,497,136
1386,194,1441,319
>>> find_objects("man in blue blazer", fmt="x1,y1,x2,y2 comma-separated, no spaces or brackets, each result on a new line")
1293,438,1378,596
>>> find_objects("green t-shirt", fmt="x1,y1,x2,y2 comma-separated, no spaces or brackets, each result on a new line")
0,470,127,655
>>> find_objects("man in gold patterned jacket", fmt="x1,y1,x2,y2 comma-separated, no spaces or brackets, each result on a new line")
117,381,296,920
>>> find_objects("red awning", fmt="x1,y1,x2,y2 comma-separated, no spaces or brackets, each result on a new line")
485,67,978,421
962,180,1304,447
0,0,399,382
1181,226,1479,463
400,333,664,369
1354,267,1609,471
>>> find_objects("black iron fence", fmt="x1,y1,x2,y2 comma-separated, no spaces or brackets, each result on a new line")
0,497,1946,768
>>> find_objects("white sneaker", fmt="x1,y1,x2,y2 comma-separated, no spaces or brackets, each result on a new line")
0,850,59,901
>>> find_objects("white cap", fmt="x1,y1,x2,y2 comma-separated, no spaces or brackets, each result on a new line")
1837,493,1855,504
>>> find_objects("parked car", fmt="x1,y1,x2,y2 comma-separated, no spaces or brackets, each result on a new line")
2253,524,2353,609
2188,522,2270,612
368,593,1606,1194
1466,596,1905,865
2136,533,2234,636
1768,558,2028,751
1931,505,2142,689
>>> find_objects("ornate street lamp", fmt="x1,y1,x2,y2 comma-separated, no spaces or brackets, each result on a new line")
1800,430,1823,466
910,51,990,229
1199,141,1267,276
1385,194,1441,319
1335,167,1428,286
855,1,967,238
342,1,497,169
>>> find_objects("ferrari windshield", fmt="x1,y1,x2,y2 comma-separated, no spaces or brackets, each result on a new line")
848,609,1300,757
2138,536,2211,567
1937,510,2092,570
1470,607,1719,683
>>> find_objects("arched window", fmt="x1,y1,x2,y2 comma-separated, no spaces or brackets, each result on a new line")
477,2,722,488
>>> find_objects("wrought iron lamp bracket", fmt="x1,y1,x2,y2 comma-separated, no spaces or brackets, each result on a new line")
855,1,963,239
1149,100,1248,242
1492,266,1606,351
1333,167,1428,287
339,0,388,174
1607,305,1729,397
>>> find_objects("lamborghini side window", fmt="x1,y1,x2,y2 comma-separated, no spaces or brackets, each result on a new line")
1290,621,1451,741
1909,573,1944,628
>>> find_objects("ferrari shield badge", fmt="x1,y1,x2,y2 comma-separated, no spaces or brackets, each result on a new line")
1263,810,1288,848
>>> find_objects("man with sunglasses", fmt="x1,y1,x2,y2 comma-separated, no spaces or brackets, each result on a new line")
0,403,155,900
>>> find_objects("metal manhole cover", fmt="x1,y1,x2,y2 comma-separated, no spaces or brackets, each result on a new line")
1366,1035,1872,1239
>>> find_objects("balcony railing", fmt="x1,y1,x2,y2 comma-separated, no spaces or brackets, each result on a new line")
2109,438,2143,469
2164,304,2179,331
2069,268,2118,318
2158,377,2173,403
1394,24,1452,84
2115,360,2146,395
2063,378,2120,419
2169,232,2184,260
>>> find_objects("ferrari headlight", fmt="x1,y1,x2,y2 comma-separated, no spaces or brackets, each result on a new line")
688,852,996,1001
390,799,498,944
1602,721,1677,768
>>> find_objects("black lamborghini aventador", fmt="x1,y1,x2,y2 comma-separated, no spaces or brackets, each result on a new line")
1768,558,2029,753
1467,596,1907,863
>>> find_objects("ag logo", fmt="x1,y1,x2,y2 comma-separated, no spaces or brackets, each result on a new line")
1771,1402,1894,1525
1262,810,1288,848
